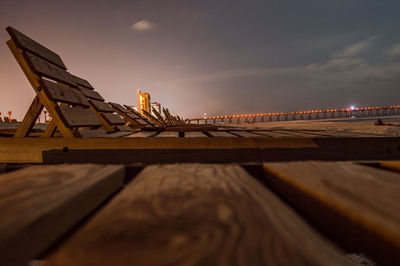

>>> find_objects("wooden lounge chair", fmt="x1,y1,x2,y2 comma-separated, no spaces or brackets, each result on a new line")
6,26,131,137
109,102,161,129
123,105,164,129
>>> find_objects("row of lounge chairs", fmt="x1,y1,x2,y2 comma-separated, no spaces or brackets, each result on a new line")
5,27,214,138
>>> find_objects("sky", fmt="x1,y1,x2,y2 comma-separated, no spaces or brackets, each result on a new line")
0,0,400,120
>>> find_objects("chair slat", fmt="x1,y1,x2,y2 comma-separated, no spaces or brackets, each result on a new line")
44,164,353,266
69,74,94,90
57,106,103,127
109,102,130,114
0,164,124,266
101,113,126,125
23,51,76,86
115,125,134,132
6,26,67,70
78,86,104,101
263,161,400,265
89,99,114,112
40,79,90,107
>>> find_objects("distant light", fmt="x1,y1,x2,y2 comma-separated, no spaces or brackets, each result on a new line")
350,105,356,110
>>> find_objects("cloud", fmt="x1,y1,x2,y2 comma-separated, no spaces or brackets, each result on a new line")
334,36,380,58
307,58,367,72
388,43,400,58
130,20,155,31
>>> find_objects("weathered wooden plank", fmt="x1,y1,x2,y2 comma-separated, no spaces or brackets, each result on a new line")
78,129,108,138
142,109,165,127
155,131,179,138
14,96,43,137
263,161,400,265
124,105,156,127
253,130,316,138
57,106,103,127
128,114,148,126
208,131,238,137
126,131,158,138
40,79,90,107
7,137,400,164
44,164,352,266
89,99,114,112
164,125,218,132
184,131,208,137
0,164,125,266
126,112,141,120
229,130,266,137
68,74,94,90
152,107,167,126
115,125,134,132
6,27,67,69
101,113,126,125
7,40,75,138
23,51,76,87
77,86,104,101
109,102,130,114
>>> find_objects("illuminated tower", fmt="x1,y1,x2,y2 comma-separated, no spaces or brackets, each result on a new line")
140,92,151,114
136,89,151,114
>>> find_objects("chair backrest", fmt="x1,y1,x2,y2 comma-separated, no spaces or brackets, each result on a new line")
123,105,162,128
109,102,150,128
6,27,129,137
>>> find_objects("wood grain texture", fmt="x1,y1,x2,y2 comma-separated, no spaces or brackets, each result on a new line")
23,51,75,87
101,113,126,125
263,161,400,265
208,131,238,137
77,86,104,101
124,105,156,127
14,96,43,137
126,131,159,138
109,102,130,114
7,40,75,138
57,106,103,127
44,164,352,266
40,79,90,107
88,99,114,112
68,74,94,90
126,112,141,120
229,131,266,137
184,131,208,137
152,107,167,126
6,27,67,69
0,164,125,266
142,109,165,127
115,125,134,132
155,131,179,138
78,129,108,138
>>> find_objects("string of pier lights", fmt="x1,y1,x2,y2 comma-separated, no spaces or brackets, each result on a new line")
190,105,400,121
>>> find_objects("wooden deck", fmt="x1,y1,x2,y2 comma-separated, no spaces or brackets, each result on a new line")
1,122,400,265
0,161,399,265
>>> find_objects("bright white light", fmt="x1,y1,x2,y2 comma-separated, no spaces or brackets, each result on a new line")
350,105,356,110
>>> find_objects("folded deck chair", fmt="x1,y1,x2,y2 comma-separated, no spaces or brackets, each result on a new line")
109,102,159,129
123,105,164,129
6,27,131,137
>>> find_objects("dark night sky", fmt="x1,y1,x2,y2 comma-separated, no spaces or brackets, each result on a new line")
0,0,399,120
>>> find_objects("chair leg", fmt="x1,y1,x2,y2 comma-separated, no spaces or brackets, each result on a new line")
41,120,57,137
14,96,43,137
